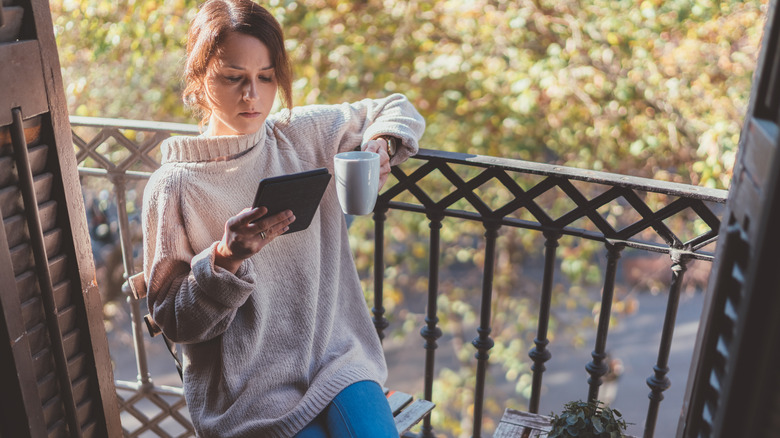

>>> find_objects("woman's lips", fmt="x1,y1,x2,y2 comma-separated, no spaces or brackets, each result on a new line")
240,112,261,118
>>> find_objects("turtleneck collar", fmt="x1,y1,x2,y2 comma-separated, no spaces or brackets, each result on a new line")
160,128,266,164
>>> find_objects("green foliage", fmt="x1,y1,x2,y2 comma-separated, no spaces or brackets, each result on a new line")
53,0,766,189
548,400,628,438
52,0,200,121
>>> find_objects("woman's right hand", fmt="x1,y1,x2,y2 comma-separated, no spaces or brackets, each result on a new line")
214,207,295,274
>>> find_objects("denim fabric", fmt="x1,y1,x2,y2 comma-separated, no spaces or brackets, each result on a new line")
295,380,398,437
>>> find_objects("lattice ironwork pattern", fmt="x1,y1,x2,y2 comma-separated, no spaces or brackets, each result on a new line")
72,117,198,436
383,149,726,260
115,381,194,438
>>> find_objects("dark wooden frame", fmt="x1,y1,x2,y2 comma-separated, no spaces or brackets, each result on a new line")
0,0,121,436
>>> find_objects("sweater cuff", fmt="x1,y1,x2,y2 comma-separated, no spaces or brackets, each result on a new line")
191,242,256,308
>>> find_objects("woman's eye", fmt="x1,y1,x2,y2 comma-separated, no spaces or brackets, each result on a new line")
224,76,242,83
259,75,273,83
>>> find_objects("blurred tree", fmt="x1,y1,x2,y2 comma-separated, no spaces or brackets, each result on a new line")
53,0,764,189
52,0,767,436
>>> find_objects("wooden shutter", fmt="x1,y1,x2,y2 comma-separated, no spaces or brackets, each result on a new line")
679,1,780,436
0,0,121,437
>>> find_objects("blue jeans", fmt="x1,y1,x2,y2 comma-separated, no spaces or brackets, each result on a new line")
295,380,398,438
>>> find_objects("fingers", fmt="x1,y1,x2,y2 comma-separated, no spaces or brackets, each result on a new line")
362,139,381,153
378,156,391,188
227,207,295,237
368,139,391,189
228,206,267,230
250,209,295,237
363,138,390,160
218,208,295,270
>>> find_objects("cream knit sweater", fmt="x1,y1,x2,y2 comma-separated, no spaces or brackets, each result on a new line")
142,94,425,437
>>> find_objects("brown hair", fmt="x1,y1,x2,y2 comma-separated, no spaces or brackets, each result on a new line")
183,0,293,127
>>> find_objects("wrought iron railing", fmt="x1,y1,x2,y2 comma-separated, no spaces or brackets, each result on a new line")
71,116,728,438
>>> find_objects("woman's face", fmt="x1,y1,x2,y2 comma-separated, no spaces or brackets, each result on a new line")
203,31,277,136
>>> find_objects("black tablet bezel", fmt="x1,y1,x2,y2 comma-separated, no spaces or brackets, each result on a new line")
251,168,331,234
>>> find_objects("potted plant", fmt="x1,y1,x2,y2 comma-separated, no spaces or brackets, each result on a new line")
548,399,628,438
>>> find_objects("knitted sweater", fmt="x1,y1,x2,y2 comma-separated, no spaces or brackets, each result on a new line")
142,94,425,437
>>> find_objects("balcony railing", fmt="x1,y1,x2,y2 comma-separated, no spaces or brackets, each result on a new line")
71,115,728,438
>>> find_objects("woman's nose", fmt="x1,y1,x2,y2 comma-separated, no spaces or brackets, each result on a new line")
243,81,259,101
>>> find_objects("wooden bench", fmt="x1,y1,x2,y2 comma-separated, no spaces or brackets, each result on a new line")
494,409,638,438
128,273,434,436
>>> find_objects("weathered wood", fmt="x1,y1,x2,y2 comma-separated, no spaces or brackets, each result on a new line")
58,305,76,333
497,409,552,432
28,144,48,175
494,422,546,438
0,156,14,188
20,295,44,329
0,41,48,126
72,375,90,403
47,419,68,438
0,194,47,437
495,409,639,438
52,279,71,310
31,345,54,380
10,242,32,276
34,172,53,203
0,185,22,218
48,254,67,285
27,324,49,357
15,270,38,303
386,390,414,415
394,399,435,436
22,0,123,434
43,227,62,260
81,421,97,438
38,373,59,405
4,214,27,248
41,395,64,429
680,2,780,433
384,388,434,434
62,328,81,358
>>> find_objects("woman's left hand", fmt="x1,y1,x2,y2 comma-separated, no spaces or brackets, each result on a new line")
362,138,392,189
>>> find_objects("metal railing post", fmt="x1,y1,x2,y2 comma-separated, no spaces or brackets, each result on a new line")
372,206,389,341
644,250,690,438
472,220,501,438
112,174,153,388
586,241,624,402
420,212,444,438
528,231,561,413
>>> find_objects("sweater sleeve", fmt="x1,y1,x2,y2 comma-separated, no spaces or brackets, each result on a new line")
142,166,256,344
273,93,426,167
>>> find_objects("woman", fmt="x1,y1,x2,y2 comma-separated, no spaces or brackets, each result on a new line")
141,0,425,437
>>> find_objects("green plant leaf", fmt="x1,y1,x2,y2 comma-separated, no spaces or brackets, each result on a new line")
592,417,604,433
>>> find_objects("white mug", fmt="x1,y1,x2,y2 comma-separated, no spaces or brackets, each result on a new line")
334,151,380,215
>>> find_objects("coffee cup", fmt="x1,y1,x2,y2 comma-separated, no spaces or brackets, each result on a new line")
334,151,380,215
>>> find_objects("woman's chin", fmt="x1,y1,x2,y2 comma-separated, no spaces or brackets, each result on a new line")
208,121,264,136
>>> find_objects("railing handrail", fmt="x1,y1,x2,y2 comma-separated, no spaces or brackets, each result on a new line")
70,115,201,135
69,117,727,202
413,149,728,202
